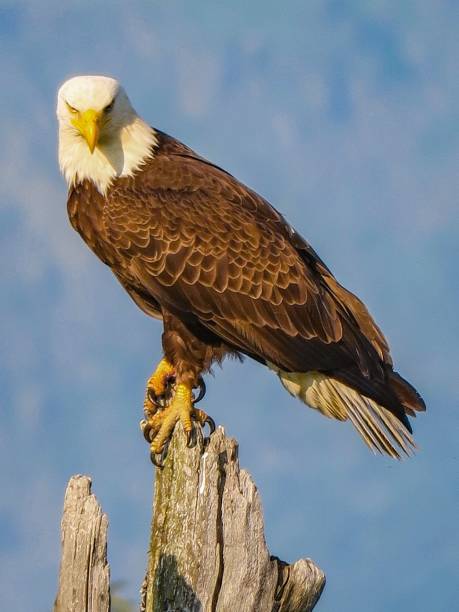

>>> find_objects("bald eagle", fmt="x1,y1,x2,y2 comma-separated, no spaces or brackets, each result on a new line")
57,75,425,463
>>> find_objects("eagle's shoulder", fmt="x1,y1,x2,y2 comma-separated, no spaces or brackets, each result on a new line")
124,130,291,232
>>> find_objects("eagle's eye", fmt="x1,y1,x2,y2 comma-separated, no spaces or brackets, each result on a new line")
104,100,115,113
66,101,78,114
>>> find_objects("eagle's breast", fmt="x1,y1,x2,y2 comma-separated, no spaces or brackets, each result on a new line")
67,179,118,267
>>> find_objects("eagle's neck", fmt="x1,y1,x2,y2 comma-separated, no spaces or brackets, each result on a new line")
59,117,158,195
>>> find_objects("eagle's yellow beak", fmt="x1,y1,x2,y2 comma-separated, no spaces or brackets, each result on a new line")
71,109,102,154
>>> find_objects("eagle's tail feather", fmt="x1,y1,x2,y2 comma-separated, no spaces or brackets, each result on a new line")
272,368,415,459
387,369,426,416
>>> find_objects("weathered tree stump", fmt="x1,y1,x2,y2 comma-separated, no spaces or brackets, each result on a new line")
54,475,110,612
54,428,325,612
143,425,325,612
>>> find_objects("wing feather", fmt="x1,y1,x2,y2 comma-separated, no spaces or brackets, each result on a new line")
106,136,406,380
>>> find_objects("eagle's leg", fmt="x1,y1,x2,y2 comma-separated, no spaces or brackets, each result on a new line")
140,311,220,465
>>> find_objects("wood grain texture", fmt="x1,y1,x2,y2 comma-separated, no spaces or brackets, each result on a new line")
144,426,325,612
54,475,110,612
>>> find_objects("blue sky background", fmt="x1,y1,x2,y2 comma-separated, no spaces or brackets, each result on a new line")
1,2,458,610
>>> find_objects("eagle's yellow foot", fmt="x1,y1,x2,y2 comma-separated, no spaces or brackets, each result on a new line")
144,358,176,410
144,359,207,412
140,382,215,467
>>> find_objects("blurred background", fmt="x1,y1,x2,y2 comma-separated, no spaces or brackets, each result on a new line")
1,2,458,610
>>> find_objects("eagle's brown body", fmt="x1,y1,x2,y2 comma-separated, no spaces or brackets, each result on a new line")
67,129,425,457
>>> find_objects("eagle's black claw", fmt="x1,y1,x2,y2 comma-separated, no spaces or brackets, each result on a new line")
186,428,197,448
150,442,169,468
202,416,216,447
205,415,216,436
150,451,164,468
142,425,152,443
140,419,153,443
193,377,206,404
149,392,170,409
147,388,160,406
148,377,175,408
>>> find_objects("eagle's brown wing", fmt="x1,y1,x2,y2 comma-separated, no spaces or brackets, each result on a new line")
67,131,425,458
105,143,391,391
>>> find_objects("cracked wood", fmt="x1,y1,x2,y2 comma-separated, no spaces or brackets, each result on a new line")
144,426,325,611
54,475,110,612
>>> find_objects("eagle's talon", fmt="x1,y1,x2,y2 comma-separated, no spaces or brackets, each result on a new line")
147,388,160,406
205,415,216,436
148,382,175,408
193,377,206,404
186,428,196,448
140,418,151,439
141,419,160,444
150,451,165,468
150,439,169,467
202,417,215,448
141,382,216,462
145,358,176,407
191,408,215,443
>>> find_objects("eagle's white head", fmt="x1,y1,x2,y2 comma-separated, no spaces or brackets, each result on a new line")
57,75,157,194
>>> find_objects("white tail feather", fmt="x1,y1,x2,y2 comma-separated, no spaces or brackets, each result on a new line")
268,365,415,458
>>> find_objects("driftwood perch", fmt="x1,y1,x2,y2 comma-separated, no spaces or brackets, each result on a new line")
54,428,325,611
54,475,110,612
143,425,325,611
